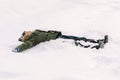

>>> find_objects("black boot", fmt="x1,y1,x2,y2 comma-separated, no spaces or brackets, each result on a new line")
91,35,108,49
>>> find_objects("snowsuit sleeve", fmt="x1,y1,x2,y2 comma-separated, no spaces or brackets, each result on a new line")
16,39,37,52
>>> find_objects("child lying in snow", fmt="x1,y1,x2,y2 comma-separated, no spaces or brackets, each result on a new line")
12,29,108,52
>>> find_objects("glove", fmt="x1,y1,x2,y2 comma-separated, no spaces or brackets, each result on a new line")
12,48,20,52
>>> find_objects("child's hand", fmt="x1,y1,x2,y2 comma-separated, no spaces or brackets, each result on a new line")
12,48,20,52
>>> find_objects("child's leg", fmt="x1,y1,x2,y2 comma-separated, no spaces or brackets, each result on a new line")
60,35,98,43
60,34,108,49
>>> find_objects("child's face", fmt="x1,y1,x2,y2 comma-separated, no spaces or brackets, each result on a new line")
18,31,32,42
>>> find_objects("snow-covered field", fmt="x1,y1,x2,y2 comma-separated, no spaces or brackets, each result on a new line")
0,0,120,80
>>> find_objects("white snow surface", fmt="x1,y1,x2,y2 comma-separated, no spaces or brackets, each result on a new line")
0,0,120,80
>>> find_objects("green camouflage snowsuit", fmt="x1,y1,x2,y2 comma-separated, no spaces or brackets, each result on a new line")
16,29,61,52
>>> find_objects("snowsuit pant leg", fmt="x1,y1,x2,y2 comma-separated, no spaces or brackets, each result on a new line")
60,35,98,43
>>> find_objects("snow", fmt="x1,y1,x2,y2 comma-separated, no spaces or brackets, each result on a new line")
0,0,120,80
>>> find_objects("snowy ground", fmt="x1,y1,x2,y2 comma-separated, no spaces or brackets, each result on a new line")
0,0,120,80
